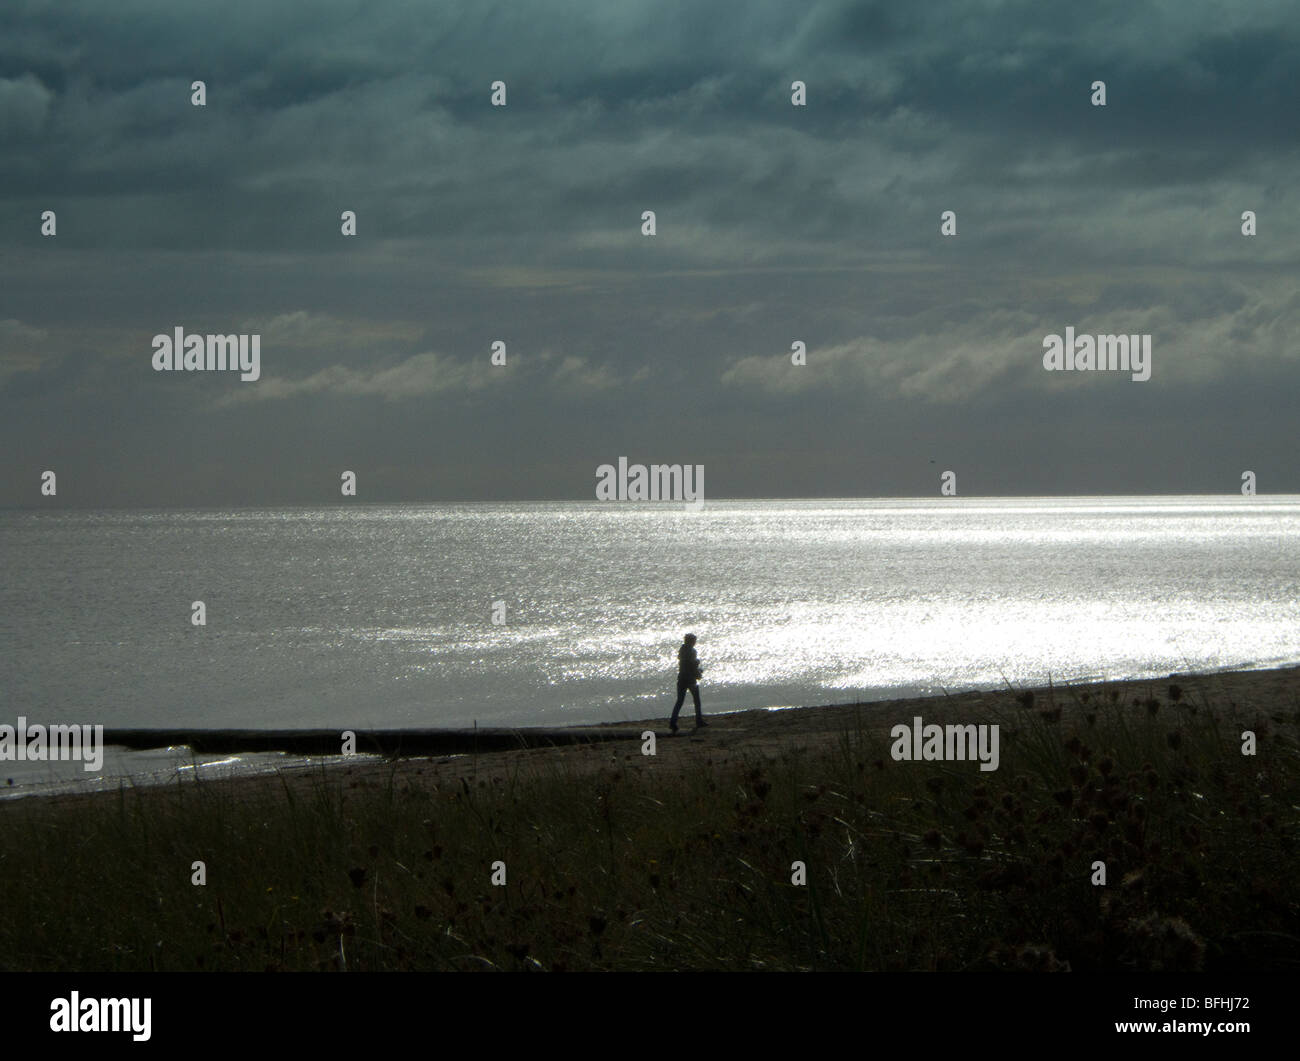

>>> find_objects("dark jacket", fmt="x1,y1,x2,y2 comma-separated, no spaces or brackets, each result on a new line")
677,644,702,683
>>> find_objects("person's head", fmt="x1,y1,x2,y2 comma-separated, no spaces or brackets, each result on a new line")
684,633,696,645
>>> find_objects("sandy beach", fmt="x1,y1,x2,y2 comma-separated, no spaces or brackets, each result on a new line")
11,662,1297,817
3,661,1298,973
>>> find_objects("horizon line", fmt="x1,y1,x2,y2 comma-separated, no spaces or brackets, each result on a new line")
2,492,1295,513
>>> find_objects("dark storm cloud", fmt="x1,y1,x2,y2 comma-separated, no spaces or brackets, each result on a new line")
1,0,1297,504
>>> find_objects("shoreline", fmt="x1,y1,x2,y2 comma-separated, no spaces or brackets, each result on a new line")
7,661,1297,812
93,654,1300,755
3,660,1297,972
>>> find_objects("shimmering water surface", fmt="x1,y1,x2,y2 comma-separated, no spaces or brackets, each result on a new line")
3,497,1298,793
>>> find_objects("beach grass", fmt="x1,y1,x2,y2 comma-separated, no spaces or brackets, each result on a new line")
1,679,1298,971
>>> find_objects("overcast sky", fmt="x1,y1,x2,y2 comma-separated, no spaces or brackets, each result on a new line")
2,0,1297,506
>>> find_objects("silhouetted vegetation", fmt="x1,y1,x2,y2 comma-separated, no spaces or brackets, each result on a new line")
2,682,1297,971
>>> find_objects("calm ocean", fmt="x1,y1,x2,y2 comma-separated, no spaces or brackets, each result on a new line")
3,497,1298,795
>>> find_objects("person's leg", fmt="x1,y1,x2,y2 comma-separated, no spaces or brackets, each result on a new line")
690,682,704,725
670,681,687,730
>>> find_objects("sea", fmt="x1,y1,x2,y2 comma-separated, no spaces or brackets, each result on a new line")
2,496,1298,798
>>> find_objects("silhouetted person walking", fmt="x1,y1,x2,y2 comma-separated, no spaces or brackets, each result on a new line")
669,632,706,734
